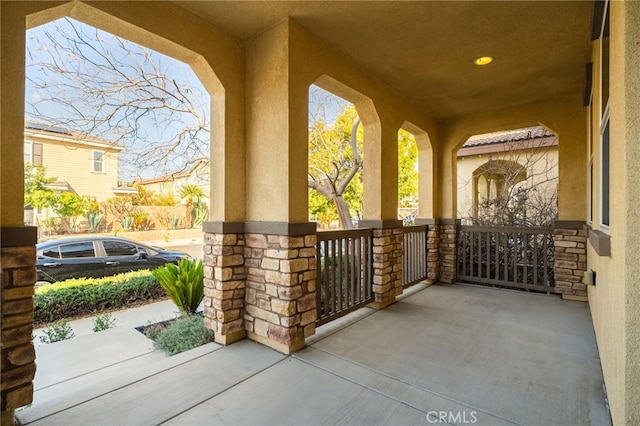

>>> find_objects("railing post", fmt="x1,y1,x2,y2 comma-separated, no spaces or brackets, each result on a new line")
553,220,588,301
359,220,403,309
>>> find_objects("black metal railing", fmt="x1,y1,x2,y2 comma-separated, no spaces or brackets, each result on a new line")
457,225,556,293
402,225,428,287
316,229,373,326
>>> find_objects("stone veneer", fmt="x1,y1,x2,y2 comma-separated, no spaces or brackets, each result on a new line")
202,222,317,354
203,230,247,345
417,219,439,282
438,220,460,284
1,227,37,425
370,227,403,308
553,221,588,300
244,232,317,354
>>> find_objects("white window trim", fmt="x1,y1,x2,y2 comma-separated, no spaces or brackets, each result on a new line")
92,150,106,173
588,156,594,224
599,104,610,230
24,141,33,164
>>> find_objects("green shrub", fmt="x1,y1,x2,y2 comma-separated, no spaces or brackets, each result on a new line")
40,319,75,344
92,312,116,332
35,270,165,325
151,314,213,355
152,259,204,314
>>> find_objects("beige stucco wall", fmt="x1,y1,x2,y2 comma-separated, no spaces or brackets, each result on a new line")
245,19,437,223
587,1,640,424
435,96,587,221
457,145,559,221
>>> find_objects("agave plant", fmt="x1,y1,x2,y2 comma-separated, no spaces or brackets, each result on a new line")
152,258,204,314
87,211,104,233
119,216,133,231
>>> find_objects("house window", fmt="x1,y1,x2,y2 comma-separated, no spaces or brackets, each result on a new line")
24,141,43,166
589,157,594,223
598,2,610,228
601,115,610,227
93,150,105,173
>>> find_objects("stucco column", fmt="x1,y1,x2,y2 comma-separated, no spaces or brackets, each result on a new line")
237,20,317,353
1,6,38,423
245,20,308,223
1,2,27,227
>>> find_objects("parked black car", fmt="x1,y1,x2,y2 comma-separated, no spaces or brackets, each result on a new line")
36,236,190,283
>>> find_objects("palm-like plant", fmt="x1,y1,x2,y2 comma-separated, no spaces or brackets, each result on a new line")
152,258,204,314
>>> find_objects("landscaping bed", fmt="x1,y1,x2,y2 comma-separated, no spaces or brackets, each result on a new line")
35,270,165,326
136,312,213,355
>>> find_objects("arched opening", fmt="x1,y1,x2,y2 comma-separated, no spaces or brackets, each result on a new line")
22,8,224,409
397,129,418,225
26,17,213,236
308,77,379,230
457,126,558,226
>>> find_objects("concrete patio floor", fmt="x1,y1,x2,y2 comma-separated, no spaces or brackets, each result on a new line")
17,283,610,426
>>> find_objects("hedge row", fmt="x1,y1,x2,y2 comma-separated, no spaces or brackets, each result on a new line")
35,270,166,326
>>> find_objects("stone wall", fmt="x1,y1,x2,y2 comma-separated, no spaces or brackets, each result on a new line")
203,231,247,345
438,220,459,284
370,227,403,308
1,227,37,422
244,233,317,354
553,222,588,300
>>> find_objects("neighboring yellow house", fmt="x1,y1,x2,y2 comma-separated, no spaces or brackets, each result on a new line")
23,122,135,227
24,122,130,201
134,159,210,204
457,126,558,224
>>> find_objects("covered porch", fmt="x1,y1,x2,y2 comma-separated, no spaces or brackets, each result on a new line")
2,1,640,425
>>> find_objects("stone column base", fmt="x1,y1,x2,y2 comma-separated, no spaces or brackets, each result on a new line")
438,219,460,284
553,221,587,300
1,410,15,426
202,223,247,344
562,294,589,302
360,220,403,309
247,331,306,355
1,227,37,416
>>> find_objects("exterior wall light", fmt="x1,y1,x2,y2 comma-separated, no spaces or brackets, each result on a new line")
474,56,493,66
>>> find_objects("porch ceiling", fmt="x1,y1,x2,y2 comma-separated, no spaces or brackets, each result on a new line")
173,1,594,120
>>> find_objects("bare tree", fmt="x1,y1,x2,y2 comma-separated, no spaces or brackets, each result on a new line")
457,130,559,227
308,88,362,229
26,18,210,180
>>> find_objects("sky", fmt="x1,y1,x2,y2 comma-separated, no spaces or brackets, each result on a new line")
24,18,351,182
25,17,210,181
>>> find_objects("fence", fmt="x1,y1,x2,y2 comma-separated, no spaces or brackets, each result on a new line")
402,225,428,287
457,225,556,293
316,229,373,326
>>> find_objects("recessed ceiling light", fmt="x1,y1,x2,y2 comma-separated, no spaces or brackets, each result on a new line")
474,56,493,66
